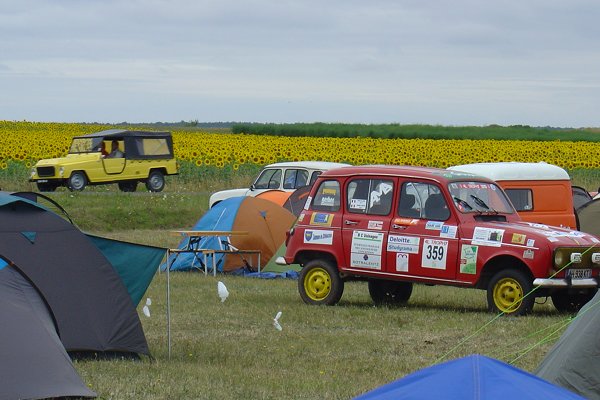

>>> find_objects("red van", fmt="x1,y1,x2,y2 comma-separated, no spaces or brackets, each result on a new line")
277,165,600,315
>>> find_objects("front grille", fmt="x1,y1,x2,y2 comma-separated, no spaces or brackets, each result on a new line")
554,247,600,269
36,166,56,177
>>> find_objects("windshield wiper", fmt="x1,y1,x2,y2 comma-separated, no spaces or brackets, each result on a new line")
469,195,497,213
453,196,473,211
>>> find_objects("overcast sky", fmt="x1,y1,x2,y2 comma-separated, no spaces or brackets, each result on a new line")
1,0,599,126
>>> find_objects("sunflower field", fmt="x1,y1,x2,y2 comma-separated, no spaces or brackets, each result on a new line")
2,120,600,187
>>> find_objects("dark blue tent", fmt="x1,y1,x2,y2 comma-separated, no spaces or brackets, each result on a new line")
0,258,96,399
354,354,584,399
0,192,163,357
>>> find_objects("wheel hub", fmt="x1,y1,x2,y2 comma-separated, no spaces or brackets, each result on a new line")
494,278,524,312
304,267,331,301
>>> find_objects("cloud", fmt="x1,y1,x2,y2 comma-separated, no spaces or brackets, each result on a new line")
1,0,599,126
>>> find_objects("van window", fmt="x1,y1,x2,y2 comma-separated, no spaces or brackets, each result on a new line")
347,179,394,216
505,189,533,211
311,180,341,211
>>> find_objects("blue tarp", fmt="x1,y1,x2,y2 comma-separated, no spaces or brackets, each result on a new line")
354,354,585,400
230,269,299,279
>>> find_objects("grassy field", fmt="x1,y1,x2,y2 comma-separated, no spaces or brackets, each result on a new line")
6,185,570,399
74,275,564,400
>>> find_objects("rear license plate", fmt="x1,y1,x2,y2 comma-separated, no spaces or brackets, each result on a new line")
566,269,592,279
37,179,48,183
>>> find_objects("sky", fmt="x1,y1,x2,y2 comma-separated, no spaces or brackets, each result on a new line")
1,0,599,127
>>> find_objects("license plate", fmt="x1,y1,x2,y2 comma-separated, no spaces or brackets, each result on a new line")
37,179,48,183
566,269,592,279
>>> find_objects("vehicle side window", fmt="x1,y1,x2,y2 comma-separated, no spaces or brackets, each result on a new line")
309,171,322,186
505,189,533,211
347,179,394,216
131,138,171,157
399,182,449,220
398,183,422,218
311,180,341,211
254,169,282,189
283,169,309,189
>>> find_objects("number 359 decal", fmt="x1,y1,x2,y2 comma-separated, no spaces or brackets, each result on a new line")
422,239,449,269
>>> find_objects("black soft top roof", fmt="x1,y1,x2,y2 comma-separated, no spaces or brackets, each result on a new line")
74,129,171,139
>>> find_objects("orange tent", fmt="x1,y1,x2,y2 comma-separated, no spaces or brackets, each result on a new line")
256,190,292,207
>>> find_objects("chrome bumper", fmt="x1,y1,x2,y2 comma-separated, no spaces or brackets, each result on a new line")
533,278,598,288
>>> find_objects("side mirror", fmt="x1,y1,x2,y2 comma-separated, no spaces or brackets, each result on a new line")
250,184,255,191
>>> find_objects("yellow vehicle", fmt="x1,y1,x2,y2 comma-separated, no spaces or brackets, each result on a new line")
30,129,178,192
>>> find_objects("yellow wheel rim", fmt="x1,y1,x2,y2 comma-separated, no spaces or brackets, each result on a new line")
493,277,524,313
303,267,332,301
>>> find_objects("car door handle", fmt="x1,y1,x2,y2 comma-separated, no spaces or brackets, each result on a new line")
392,224,407,229
345,220,359,225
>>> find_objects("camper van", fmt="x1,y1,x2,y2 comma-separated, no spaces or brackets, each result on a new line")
448,162,577,229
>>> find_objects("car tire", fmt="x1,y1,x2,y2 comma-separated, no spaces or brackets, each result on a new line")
552,289,596,313
368,279,413,306
118,180,138,192
298,259,344,306
487,269,534,316
146,170,165,192
67,171,87,191
36,182,58,192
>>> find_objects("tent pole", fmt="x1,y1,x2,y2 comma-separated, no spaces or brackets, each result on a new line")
166,248,171,360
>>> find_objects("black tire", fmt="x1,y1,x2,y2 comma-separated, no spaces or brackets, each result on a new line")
487,269,534,316
118,180,138,192
67,171,87,191
146,170,165,192
36,182,58,192
368,279,413,306
298,259,344,306
552,289,596,313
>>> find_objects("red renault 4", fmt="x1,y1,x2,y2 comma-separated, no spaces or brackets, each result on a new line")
277,165,600,315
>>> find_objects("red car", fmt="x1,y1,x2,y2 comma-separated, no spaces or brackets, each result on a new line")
277,165,600,315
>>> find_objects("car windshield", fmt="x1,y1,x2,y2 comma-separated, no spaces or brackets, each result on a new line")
448,181,515,214
69,137,104,154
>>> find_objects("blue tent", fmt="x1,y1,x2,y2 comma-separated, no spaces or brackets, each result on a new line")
164,196,295,273
354,354,584,399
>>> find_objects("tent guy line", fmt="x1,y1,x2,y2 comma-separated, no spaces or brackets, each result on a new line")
436,243,598,365
511,298,600,365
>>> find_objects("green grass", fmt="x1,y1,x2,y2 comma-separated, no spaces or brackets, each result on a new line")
0,184,567,399
76,275,564,400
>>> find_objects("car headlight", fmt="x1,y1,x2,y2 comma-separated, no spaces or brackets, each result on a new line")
59,167,64,177
30,168,36,178
592,253,600,264
554,251,565,267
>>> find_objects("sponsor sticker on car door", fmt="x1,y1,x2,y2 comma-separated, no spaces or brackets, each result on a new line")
350,230,384,269
422,238,448,269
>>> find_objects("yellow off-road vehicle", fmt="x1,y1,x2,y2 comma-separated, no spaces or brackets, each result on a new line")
30,129,178,192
